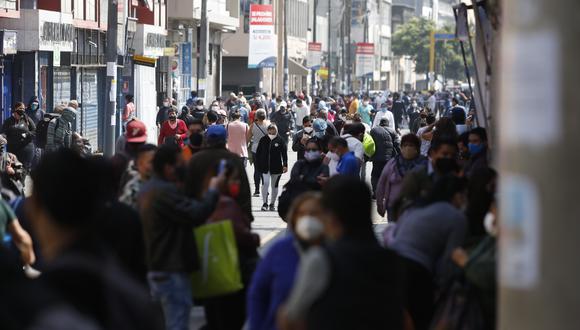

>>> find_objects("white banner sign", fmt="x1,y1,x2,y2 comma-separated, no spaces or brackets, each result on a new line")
355,43,374,77
307,42,322,69
248,4,277,69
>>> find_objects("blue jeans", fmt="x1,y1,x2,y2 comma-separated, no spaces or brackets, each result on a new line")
147,272,192,330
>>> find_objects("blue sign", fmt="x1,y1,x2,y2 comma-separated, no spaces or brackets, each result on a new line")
181,42,192,76
434,33,456,40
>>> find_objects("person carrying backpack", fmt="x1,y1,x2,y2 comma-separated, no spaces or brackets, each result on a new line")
1,102,36,172
45,106,77,153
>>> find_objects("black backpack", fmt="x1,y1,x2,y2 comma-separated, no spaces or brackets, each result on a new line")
36,113,61,148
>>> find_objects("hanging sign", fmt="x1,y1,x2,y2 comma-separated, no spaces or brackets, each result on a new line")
248,4,277,69
355,43,374,77
307,42,322,69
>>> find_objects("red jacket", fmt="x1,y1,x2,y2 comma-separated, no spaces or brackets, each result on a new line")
158,119,188,147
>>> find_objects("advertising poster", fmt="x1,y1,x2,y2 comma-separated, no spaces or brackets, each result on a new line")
355,43,374,77
307,42,322,69
248,4,277,69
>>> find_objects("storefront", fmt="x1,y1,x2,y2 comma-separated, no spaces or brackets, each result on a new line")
133,24,167,144
0,30,17,122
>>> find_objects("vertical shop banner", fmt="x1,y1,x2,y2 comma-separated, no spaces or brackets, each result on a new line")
248,4,277,69
181,42,192,76
355,43,375,77
307,42,322,69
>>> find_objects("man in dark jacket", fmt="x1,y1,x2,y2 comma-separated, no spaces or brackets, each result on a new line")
187,124,254,222
370,118,400,195
392,93,406,132
25,96,44,125
139,145,223,330
156,97,172,127
2,102,36,172
292,116,313,160
464,127,489,178
270,105,293,142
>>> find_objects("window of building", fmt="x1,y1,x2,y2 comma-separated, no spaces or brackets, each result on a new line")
73,0,84,20
86,0,96,21
0,0,17,10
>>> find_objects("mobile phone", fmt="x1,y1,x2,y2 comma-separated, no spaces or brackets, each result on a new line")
217,159,228,176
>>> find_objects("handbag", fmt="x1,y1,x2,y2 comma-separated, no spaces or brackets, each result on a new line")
430,276,486,330
191,220,243,299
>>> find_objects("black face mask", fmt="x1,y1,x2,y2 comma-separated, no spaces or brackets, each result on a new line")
169,116,177,121
435,158,459,175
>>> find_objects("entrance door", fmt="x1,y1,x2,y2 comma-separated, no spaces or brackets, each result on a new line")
134,64,157,144
77,69,100,149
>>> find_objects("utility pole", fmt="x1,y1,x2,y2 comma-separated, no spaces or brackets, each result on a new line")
283,0,289,100
327,0,331,96
104,0,118,156
312,0,318,97
346,0,352,94
199,0,209,103
498,0,580,329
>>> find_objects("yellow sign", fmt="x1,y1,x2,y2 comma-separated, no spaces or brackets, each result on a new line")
318,67,329,79
164,47,176,57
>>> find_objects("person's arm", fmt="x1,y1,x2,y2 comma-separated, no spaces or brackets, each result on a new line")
247,123,254,143
376,163,391,216
157,123,166,146
153,186,221,226
122,105,130,121
283,247,331,323
7,219,35,265
178,121,188,140
248,250,276,330
292,132,301,152
281,140,288,172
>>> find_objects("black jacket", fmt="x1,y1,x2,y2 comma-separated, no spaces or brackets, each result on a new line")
370,125,400,162
290,158,329,186
138,177,219,272
270,110,293,137
292,129,314,160
1,115,36,150
256,135,288,174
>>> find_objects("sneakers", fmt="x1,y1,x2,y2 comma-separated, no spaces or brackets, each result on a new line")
261,203,268,211
269,204,276,212
253,190,260,197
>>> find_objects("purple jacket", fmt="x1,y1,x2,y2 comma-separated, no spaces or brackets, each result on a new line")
375,158,405,217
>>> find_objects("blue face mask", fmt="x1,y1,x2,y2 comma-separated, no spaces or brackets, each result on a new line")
468,143,484,155
380,107,387,112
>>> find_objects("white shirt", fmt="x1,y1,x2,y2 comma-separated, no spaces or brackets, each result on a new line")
372,110,396,130
428,95,437,111
293,105,310,127
417,126,431,156
342,134,364,161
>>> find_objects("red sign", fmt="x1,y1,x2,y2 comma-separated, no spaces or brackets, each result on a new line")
250,5,274,26
308,42,322,52
356,43,375,55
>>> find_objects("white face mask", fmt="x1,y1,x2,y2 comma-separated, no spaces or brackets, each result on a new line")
295,216,324,241
363,101,369,106
303,127,314,134
211,105,219,111
268,134,277,140
304,150,321,162
484,212,498,237
163,102,169,107
326,152,340,161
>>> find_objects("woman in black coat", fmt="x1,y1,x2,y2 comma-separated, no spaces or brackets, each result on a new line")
255,124,288,211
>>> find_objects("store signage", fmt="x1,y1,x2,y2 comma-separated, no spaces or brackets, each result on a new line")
248,4,276,69
0,30,17,55
307,42,322,69
355,43,374,77
181,42,192,75
39,21,74,51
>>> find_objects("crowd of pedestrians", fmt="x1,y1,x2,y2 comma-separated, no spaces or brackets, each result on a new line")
0,88,496,330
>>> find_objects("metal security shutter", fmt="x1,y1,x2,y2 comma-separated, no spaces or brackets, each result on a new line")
53,68,72,109
77,69,99,149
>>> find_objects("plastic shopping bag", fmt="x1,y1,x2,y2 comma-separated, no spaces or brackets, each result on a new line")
191,220,243,299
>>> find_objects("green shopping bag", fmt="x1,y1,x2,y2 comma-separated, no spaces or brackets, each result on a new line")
191,220,243,299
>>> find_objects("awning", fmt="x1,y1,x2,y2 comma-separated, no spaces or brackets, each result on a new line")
289,58,309,76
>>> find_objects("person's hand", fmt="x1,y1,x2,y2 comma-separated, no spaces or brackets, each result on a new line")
209,171,227,192
452,248,469,268
316,175,329,186
300,136,309,145
175,134,182,141
282,166,288,173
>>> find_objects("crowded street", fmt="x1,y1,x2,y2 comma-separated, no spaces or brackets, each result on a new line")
0,0,579,329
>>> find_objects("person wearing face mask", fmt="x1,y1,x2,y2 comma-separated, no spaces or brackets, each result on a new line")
370,119,402,199
357,96,374,126
292,116,313,160
2,102,36,173
270,105,293,142
248,193,324,330
191,99,206,121
290,139,329,187
388,175,468,330
248,109,269,196
157,108,188,147
326,137,360,178
280,177,404,330
181,119,205,162
119,144,157,210
156,97,172,127
464,127,489,178
255,124,288,211
292,98,310,132
372,102,396,130
451,200,497,330
25,96,45,125
139,145,225,330
333,108,348,135
376,134,426,221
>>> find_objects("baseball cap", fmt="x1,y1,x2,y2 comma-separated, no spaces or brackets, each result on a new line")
313,118,327,133
318,100,327,111
126,119,147,143
206,124,227,142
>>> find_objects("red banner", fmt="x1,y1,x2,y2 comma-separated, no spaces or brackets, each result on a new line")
250,5,274,26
